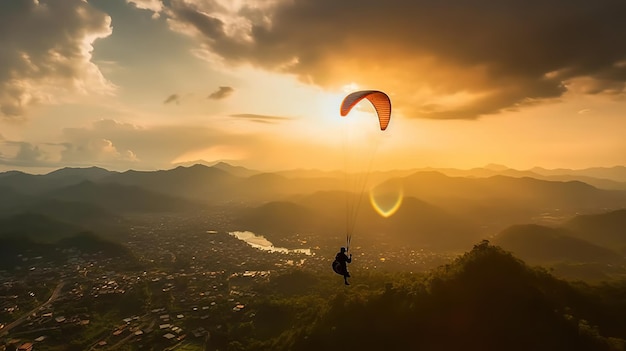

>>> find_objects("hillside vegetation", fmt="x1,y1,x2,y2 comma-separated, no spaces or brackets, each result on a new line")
232,243,626,351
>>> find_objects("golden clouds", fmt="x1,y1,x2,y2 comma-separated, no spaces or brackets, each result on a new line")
0,0,114,118
161,0,626,119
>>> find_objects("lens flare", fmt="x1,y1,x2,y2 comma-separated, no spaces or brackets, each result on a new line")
369,180,403,218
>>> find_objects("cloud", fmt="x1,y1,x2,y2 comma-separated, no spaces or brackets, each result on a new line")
164,94,181,104
0,118,357,171
14,142,45,162
60,138,138,165
14,142,45,163
0,120,140,169
161,0,626,119
0,0,114,118
0,141,48,167
229,113,291,124
208,86,235,100
58,119,262,169
55,118,325,170
126,0,163,17
60,120,141,167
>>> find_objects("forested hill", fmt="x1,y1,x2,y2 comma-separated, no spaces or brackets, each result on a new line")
239,243,626,351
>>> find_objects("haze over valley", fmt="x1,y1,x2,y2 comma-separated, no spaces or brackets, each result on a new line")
1,162,626,349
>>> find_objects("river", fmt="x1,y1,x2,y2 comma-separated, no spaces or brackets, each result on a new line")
228,231,313,255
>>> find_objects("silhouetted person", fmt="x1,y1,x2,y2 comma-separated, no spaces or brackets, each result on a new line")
333,247,352,285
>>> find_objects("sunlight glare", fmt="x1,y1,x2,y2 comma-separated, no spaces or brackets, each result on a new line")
342,82,360,93
369,179,404,218
171,145,247,164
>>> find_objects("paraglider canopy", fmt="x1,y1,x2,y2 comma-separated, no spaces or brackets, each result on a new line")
340,90,391,131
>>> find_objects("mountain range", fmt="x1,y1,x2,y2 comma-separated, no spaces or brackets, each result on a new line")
0,163,624,261
491,209,626,281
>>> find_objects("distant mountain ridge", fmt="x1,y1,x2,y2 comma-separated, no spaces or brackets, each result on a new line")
0,166,117,195
0,185,32,209
2,163,625,213
45,166,114,179
493,224,621,264
5,198,127,236
404,172,619,205
2,163,626,199
492,209,626,281
0,212,86,243
563,209,626,252
494,209,626,254
44,180,200,213
1,163,625,253
531,165,626,183
0,210,133,270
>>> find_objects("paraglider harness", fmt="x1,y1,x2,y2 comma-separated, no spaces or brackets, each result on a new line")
332,248,352,277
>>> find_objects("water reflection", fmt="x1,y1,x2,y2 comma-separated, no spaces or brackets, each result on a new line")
229,231,313,255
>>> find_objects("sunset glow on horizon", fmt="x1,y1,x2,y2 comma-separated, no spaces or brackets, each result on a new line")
1,0,625,174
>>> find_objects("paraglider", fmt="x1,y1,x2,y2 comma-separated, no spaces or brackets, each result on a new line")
333,90,392,284
332,247,352,285
340,90,391,131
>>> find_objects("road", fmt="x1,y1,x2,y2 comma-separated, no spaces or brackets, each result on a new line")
0,280,65,337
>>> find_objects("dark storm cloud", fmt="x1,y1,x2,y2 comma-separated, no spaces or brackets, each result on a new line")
165,0,626,119
0,0,113,118
208,86,234,100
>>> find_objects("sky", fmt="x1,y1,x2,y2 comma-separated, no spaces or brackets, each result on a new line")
0,0,625,174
